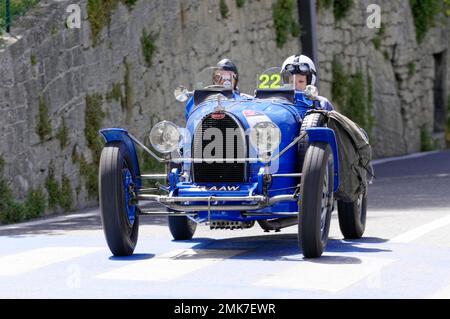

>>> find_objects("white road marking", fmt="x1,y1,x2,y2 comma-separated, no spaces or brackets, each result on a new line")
96,249,245,282
254,255,394,293
0,211,98,231
390,215,450,243
371,151,440,165
0,247,103,276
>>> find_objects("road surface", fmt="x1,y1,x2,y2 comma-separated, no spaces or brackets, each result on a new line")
1,150,449,298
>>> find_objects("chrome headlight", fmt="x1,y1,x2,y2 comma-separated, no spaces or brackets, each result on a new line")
249,121,281,154
149,121,181,153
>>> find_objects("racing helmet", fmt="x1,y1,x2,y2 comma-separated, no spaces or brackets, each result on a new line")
281,55,317,86
216,58,239,88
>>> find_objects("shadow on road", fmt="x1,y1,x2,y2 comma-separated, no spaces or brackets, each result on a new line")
168,234,391,264
109,253,155,261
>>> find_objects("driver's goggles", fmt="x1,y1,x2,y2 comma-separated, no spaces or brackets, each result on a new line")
212,72,236,83
285,63,311,75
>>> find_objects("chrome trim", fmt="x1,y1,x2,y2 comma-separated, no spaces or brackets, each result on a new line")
272,173,302,177
136,194,296,212
270,131,307,162
128,133,167,162
139,174,167,179
129,129,307,165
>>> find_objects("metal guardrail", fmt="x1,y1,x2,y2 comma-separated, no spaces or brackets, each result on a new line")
1,0,41,33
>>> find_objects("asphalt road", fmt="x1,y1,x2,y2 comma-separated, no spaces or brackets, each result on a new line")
1,150,450,298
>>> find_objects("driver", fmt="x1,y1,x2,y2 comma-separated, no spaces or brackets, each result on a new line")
281,55,333,111
212,59,239,90
185,58,251,119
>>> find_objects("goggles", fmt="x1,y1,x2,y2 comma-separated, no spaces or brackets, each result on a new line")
212,71,236,86
284,63,313,75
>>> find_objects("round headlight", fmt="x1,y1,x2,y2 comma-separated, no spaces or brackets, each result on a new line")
249,121,281,154
149,121,181,153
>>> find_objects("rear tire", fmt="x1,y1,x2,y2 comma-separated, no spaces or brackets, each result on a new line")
299,142,334,258
99,142,139,256
168,216,197,240
338,192,367,239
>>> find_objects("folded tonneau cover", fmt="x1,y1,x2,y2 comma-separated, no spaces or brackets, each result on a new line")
307,110,373,202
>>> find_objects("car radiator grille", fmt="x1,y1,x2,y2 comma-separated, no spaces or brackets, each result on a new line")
192,113,246,183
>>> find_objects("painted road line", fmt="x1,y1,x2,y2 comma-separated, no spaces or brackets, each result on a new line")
0,212,98,231
96,249,245,282
390,215,450,243
254,255,394,293
371,151,440,166
0,247,103,276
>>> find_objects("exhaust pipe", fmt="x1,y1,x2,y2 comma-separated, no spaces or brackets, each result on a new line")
257,217,298,232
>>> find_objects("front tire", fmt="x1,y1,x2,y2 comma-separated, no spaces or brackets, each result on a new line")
338,192,367,239
99,142,140,256
168,216,197,240
299,142,334,258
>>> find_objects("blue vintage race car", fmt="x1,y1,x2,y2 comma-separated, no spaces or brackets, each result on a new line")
98,67,372,258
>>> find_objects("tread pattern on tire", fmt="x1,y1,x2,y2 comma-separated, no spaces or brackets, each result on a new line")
298,113,326,171
299,142,333,258
99,142,139,256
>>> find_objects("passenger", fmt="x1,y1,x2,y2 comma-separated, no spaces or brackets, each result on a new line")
281,55,334,111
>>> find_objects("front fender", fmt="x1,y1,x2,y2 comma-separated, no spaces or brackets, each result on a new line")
99,128,141,187
305,127,339,192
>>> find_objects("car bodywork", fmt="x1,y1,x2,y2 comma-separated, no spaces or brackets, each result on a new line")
100,90,339,222
98,67,371,258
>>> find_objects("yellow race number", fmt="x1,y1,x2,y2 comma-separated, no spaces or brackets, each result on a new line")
258,73,281,89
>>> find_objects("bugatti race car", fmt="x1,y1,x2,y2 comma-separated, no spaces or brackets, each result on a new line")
98,67,373,258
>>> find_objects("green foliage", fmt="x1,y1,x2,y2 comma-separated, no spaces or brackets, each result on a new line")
333,0,352,21
272,0,300,48
106,83,123,102
56,118,69,149
0,0,40,32
79,154,98,199
372,23,385,51
44,165,74,212
236,0,245,8
445,0,450,16
82,94,105,199
71,144,79,163
383,50,390,61
420,127,435,151
316,0,352,21
87,0,137,47
220,0,229,19
30,54,37,66
124,61,134,124
408,62,416,79
36,97,52,142
137,146,165,189
45,164,60,209
122,0,138,8
317,0,333,11
140,29,157,67
409,0,442,43
331,58,374,135
24,187,47,219
0,155,47,224
85,94,105,160
59,174,74,211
